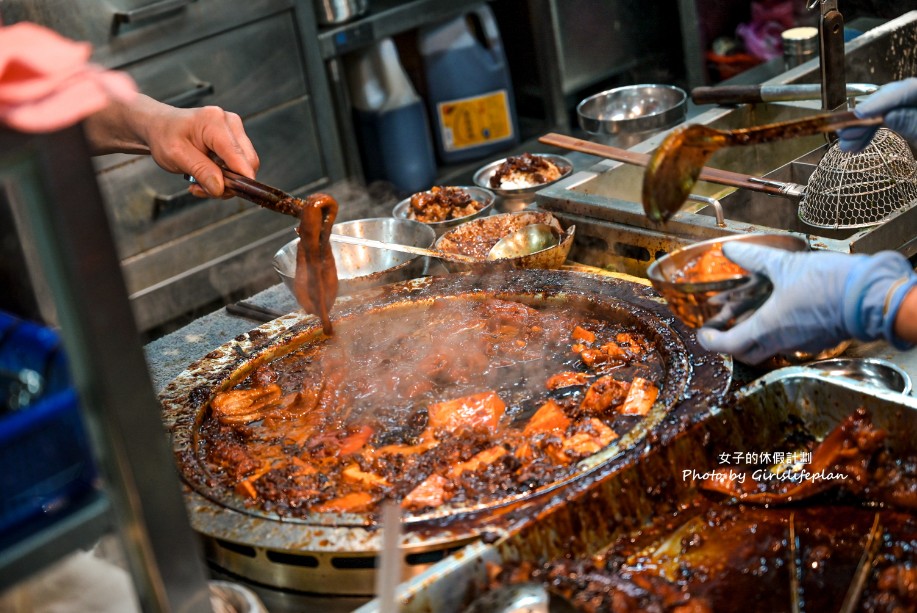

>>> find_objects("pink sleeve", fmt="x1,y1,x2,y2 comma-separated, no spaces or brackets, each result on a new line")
0,22,137,133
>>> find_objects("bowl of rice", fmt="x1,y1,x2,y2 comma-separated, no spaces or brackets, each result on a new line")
473,153,573,212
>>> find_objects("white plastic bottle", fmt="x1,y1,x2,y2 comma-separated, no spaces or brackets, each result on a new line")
347,38,437,195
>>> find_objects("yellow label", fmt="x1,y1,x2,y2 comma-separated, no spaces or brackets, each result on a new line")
436,90,514,152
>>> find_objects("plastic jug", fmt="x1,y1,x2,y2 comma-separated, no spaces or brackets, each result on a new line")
347,38,437,195
419,4,519,164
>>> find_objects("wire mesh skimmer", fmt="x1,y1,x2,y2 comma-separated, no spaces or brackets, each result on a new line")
798,128,917,229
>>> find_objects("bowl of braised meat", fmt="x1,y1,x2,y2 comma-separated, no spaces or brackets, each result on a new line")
646,233,808,330
433,211,575,272
274,217,435,297
392,185,495,236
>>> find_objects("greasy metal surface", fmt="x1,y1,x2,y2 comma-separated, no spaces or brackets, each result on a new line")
159,269,731,593
804,357,913,395
356,368,917,612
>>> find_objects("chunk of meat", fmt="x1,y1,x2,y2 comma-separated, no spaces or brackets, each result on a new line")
581,376,630,415
523,400,571,436
402,474,451,510
579,342,629,369
571,325,596,343
545,371,590,391
373,438,438,457
313,492,375,513
342,463,389,488
451,446,508,478
561,418,618,459
211,385,282,417
618,377,659,416
427,391,506,432
877,565,917,601
338,425,374,455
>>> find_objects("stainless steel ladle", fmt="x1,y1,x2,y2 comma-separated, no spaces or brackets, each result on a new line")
486,224,559,261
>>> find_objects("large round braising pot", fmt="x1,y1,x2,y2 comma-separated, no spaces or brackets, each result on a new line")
159,269,731,595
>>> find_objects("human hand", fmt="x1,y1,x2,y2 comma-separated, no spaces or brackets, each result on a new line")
84,94,259,198
695,243,915,364
141,101,259,199
837,77,917,153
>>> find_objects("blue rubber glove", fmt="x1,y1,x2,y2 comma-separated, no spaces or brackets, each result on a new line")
838,77,917,153
696,243,917,364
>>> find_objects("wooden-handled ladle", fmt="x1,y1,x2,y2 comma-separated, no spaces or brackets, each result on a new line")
641,110,884,222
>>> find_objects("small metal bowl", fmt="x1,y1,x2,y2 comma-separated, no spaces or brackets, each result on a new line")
392,186,495,236
273,218,435,296
433,211,574,273
577,84,687,149
473,154,574,213
805,357,912,395
646,233,809,330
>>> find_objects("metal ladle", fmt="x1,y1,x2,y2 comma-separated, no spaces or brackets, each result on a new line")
486,224,559,261
641,110,884,222
328,234,480,265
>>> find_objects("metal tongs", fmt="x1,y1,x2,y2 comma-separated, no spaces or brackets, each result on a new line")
186,168,305,218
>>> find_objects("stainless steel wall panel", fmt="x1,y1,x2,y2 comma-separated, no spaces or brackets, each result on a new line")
1,0,295,68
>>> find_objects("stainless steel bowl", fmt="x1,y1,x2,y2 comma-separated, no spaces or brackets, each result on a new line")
577,84,687,149
273,218,436,296
392,186,496,236
804,357,912,395
473,154,574,213
646,233,809,330
433,211,575,273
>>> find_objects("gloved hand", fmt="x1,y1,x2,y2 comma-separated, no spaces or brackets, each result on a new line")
837,77,917,153
695,243,917,364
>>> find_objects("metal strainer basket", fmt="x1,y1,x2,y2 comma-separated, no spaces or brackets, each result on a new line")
798,128,917,229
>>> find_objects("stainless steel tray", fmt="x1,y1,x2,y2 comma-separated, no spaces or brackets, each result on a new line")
356,367,917,612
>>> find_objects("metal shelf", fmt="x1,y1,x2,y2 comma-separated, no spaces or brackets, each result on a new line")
316,0,484,58
0,125,213,611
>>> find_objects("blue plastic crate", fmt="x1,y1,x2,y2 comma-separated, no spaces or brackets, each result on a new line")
0,312,98,536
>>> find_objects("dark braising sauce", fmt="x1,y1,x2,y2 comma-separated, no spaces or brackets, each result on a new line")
497,502,917,612
489,409,917,612
199,297,666,517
